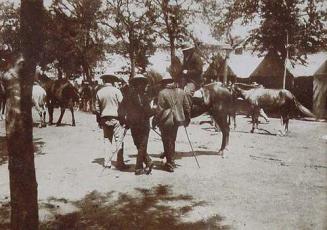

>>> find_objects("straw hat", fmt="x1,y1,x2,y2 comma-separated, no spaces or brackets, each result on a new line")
100,74,120,83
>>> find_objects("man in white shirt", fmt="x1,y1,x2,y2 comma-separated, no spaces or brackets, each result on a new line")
95,74,128,170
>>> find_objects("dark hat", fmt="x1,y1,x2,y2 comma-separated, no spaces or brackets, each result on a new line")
129,74,148,85
100,74,120,83
161,73,174,84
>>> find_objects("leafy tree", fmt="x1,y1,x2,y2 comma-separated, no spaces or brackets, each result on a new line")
103,0,158,77
0,2,20,54
44,0,107,80
204,0,327,63
152,0,194,60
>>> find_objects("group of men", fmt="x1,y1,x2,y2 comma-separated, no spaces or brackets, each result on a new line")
95,44,204,174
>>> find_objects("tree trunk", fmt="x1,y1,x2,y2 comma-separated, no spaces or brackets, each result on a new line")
8,1,43,229
129,30,136,78
169,38,176,64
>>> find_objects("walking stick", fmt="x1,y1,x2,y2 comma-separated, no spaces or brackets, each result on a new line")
151,127,162,137
184,127,200,168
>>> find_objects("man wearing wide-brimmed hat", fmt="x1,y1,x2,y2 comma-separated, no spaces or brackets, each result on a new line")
95,74,128,170
181,41,203,94
119,74,154,175
152,73,191,172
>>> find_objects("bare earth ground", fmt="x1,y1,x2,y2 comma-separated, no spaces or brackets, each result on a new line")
0,109,326,229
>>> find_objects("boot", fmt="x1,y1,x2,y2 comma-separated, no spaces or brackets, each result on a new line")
165,162,174,172
135,154,144,175
144,156,154,175
135,168,145,175
116,150,129,170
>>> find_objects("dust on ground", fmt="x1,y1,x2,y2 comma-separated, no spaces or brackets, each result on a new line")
0,109,326,229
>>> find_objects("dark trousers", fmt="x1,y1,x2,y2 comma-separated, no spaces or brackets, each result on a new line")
130,124,151,169
159,125,179,164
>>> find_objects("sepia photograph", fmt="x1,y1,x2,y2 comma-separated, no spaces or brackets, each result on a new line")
0,0,326,229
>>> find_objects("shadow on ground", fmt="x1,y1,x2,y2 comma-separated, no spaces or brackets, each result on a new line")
40,184,229,230
0,136,46,165
0,184,230,230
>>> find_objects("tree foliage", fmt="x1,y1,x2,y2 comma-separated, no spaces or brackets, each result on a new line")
204,0,327,63
44,0,108,80
103,0,158,77
152,0,195,59
0,2,20,54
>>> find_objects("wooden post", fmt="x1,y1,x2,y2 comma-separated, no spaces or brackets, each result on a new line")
7,0,43,229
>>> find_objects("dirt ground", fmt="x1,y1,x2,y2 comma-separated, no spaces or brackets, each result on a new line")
0,109,326,229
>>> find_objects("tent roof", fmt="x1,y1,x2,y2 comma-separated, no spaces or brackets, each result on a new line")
314,59,327,76
289,52,327,77
228,51,263,78
250,50,293,78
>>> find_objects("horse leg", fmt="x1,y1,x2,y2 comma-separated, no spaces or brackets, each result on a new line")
42,110,47,127
56,107,65,126
250,107,256,133
48,103,54,125
212,112,230,157
260,108,269,123
70,106,76,126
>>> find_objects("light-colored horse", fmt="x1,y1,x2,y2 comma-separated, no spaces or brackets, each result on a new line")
32,84,47,128
233,85,315,135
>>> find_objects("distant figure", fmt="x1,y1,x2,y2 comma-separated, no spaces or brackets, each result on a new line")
95,74,128,170
152,73,191,172
119,74,154,175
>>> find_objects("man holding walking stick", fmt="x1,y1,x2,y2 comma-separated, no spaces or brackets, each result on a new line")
95,74,129,170
152,73,191,172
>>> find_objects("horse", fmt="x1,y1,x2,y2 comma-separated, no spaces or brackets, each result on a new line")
78,82,93,112
38,74,79,126
32,84,47,128
229,83,271,129
193,82,233,155
232,85,315,135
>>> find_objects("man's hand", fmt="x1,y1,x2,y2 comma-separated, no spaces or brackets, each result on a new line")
182,69,188,74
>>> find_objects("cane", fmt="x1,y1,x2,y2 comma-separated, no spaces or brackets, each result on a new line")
184,127,200,168
151,127,162,137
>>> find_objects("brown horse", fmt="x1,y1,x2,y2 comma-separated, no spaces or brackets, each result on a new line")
232,85,315,135
38,74,79,126
195,82,233,155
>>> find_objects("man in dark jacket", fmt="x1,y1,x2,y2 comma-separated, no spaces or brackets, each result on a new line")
152,73,191,172
119,74,154,175
181,43,203,94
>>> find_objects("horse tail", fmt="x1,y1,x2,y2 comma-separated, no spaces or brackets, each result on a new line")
293,97,315,118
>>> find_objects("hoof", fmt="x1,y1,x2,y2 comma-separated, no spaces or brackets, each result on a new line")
72,123,76,127
217,150,224,157
250,129,254,133
56,123,61,127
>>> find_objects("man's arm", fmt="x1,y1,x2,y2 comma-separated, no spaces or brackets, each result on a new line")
182,92,192,126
